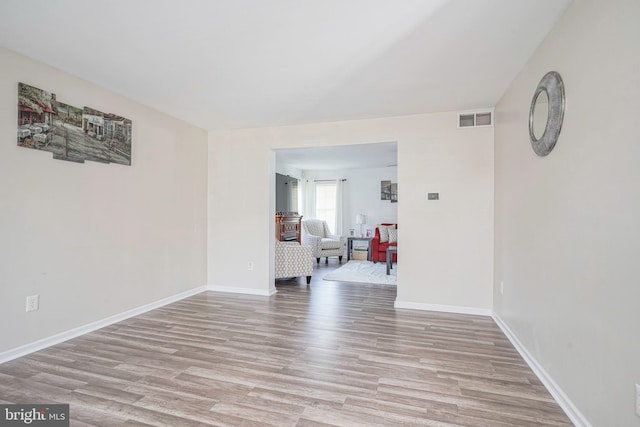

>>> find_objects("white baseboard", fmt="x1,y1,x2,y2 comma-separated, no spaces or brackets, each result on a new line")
207,284,275,297
492,313,592,427
394,300,492,317
0,285,207,365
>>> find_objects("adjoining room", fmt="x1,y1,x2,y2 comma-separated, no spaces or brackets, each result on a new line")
274,142,398,289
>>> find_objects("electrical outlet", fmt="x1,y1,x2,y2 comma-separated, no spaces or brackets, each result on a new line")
26,295,39,312
636,384,640,417
500,281,504,295
247,261,254,271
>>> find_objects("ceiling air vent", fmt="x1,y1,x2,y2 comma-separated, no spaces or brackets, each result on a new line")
458,111,493,128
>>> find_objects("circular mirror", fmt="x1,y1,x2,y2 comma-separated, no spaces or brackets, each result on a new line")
532,90,549,140
529,71,565,156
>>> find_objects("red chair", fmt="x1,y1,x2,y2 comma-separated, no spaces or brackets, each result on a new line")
371,223,397,263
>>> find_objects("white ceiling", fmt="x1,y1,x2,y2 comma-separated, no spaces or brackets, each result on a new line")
276,142,398,171
0,0,571,132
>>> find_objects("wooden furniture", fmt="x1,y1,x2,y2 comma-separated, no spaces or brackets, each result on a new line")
347,237,373,261
275,213,302,243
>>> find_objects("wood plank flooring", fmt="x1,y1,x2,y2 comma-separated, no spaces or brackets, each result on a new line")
0,261,573,426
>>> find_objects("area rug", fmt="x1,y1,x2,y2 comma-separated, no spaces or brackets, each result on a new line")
323,261,396,285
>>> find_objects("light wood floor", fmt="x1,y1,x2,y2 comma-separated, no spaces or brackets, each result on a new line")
0,261,573,426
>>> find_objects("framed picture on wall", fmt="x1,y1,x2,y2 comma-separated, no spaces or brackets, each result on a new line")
381,180,397,202
381,180,391,200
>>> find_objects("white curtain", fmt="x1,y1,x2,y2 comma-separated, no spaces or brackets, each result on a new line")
300,179,316,219
335,179,345,236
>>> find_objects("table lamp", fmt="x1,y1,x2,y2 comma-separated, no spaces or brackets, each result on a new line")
355,213,366,237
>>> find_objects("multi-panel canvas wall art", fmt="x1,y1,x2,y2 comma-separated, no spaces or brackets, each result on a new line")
17,83,132,165
381,180,398,203
381,180,391,200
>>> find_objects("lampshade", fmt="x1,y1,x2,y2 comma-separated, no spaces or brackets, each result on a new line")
355,214,366,225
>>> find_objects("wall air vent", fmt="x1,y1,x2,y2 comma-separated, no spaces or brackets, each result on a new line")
458,111,493,128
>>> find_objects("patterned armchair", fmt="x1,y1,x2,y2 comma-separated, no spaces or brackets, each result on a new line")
301,219,347,264
275,241,313,285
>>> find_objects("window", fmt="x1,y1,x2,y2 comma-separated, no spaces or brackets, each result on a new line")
315,181,337,234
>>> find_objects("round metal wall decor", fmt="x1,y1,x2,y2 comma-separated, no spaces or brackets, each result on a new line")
529,71,565,156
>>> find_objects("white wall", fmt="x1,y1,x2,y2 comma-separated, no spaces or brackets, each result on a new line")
275,163,302,179
0,48,208,355
493,0,640,425
208,112,494,310
301,166,398,235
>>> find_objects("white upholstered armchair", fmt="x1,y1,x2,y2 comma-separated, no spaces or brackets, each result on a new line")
301,219,347,264
275,241,313,285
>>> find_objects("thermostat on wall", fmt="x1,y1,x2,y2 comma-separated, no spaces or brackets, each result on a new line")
427,193,439,200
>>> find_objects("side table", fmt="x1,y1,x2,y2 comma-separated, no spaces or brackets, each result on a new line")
347,237,373,261
386,246,397,275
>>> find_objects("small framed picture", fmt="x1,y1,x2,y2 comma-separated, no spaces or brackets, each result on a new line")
349,229,355,237
366,229,372,238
